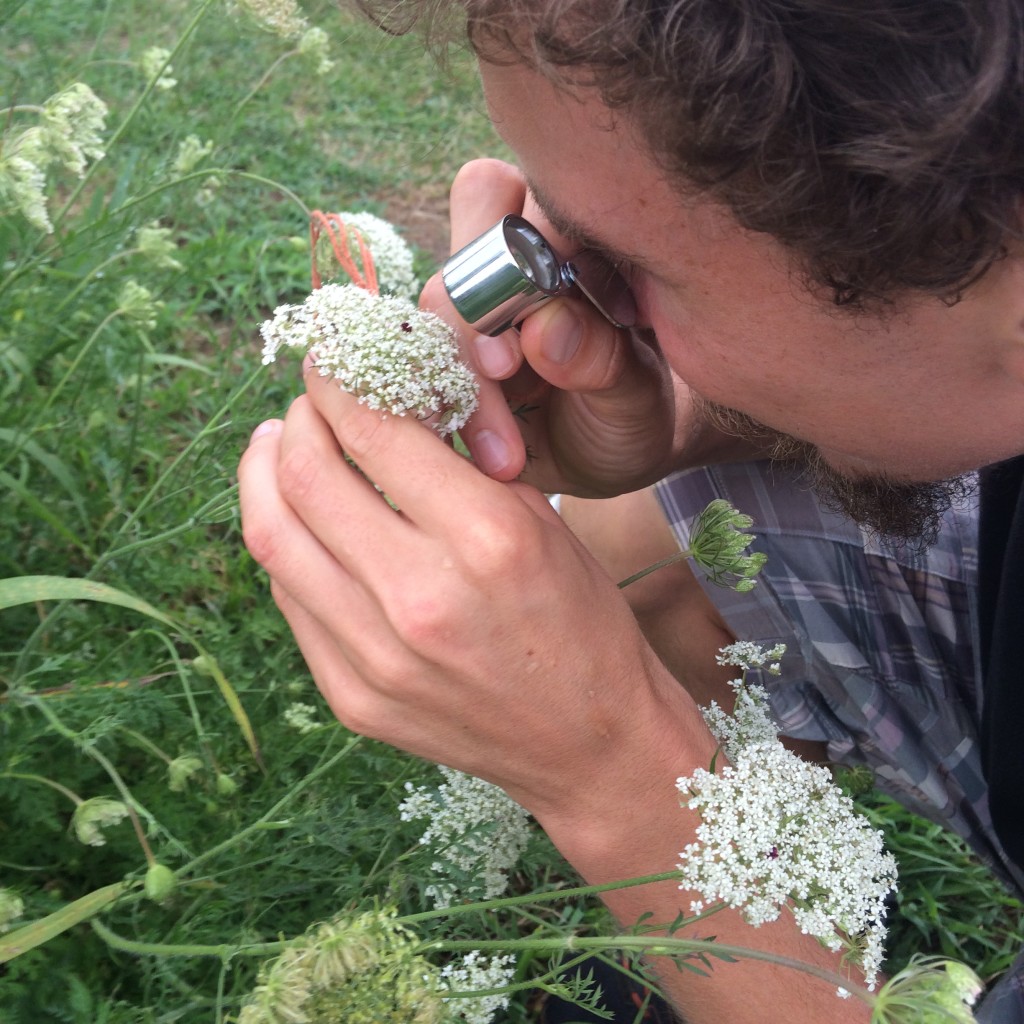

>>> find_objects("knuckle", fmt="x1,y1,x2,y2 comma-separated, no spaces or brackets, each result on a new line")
337,406,388,463
390,591,454,652
277,442,323,505
461,507,527,580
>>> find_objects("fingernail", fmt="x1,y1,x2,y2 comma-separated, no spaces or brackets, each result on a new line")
473,429,510,475
540,304,582,365
249,419,281,444
475,334,515,377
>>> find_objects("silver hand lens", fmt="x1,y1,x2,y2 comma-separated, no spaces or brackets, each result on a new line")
442,215,636,336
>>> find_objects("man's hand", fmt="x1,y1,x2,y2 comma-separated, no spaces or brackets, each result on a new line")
421,158,681,496
237,371,701,820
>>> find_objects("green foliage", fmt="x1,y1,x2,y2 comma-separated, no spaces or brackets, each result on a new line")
0,3,550,1021
848,780,1024,985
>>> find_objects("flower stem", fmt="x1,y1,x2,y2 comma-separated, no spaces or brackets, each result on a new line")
618,549,692,588
401,870,683,925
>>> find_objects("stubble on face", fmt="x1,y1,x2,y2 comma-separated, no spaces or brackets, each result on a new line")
694,398,975,546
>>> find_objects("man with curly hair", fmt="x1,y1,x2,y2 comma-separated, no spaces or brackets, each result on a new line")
239,2,1024,1019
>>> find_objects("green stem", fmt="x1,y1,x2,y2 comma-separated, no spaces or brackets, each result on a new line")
49,247,141,322
0,104,43,117
232,49,298,118
0,771,82,805
618,549,692,589
174,734,364,879
117,727,174,765
89,918,876,1011
25,697,156,865
401,871,682,926
421,935,877,1008
91,918,287,960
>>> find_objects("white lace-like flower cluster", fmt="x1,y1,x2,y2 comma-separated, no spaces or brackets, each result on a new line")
297,26,334,78
41,83,108,177
440,951,518,1024
226,0,310,39
1,83,108,233
283,701,322,734
260,283,479,436
139,47,177,91
324,211,418,302
398,767,532,910
172,135,214,176
677,643,897,990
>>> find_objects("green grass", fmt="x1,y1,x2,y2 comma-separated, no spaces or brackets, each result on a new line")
1,2,1022,1022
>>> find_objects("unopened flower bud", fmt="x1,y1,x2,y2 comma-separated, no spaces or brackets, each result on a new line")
73,797,130,847
144,863,176,902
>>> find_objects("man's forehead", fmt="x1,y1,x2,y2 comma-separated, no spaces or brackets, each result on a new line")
525,176,649,267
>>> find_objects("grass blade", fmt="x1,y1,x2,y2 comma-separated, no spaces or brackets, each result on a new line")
0,881,129,964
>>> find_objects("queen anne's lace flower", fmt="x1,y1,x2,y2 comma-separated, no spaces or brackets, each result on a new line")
688,499,768,592
283,701,322,733
172,135,214,176
41,83,108,178
118,279,161,329
321,212,418,302
297,26,334,77
139,47,177,91
716,640,787,675
136,222,183,270
872,957,983,1023
167,755,204,792
677,647,897,990
260,283,479,436
0,129,52,232
226,0,310,40
441,951,518,1024
72,797,130,847
239,910,445,1024
399,767,532,909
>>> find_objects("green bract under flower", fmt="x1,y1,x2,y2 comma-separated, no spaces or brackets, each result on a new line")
260,283,480,436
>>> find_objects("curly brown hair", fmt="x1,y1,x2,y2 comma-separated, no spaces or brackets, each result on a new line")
356,0,1024,306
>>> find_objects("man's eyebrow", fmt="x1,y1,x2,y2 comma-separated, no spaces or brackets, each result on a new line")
526,179,647,268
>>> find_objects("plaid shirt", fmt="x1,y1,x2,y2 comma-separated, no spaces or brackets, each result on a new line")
655,461,1024,1020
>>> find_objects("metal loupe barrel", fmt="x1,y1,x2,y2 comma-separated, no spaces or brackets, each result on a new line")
442,215,565,336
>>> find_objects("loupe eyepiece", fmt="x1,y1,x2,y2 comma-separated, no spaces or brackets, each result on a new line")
442,215,636,336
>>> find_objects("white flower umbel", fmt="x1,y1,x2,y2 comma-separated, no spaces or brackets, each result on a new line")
677,647,897,990
0,128,52,232
139,47,177,91
283,701,322,734
297,26,334,77
226,0,310,40
172,135,214,176
41,83,108,178
399,767,532,909
260,283,479,436
441,951,518,1024
322,211,418,302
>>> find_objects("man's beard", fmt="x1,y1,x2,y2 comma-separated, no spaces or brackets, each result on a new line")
696,399,974,546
